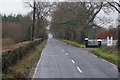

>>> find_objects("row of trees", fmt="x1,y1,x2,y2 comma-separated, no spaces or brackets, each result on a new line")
50,2,120,43
50,2,105,43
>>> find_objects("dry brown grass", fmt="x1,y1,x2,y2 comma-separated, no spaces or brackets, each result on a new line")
100,46,118,55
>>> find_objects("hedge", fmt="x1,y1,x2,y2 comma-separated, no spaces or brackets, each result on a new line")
2,38,43,73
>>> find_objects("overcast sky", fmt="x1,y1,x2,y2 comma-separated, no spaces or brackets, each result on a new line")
0,0,118,28
0,0,32,15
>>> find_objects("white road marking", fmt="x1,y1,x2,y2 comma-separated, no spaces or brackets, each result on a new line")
113,67,118,70
62,49,64,51
91,54,97,58
92,53,117,67
33,48,44,78
102,59,108,62
77,67,82,73
71,60,75,63
66,53,68,55
101,59,116,67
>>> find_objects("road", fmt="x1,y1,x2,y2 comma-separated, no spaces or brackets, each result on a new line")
33,37,118,78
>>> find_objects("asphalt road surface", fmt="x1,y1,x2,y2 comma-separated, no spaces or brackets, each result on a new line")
33,37,118,78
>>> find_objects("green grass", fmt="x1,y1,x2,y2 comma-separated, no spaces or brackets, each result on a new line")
58,39,85,48
5,40,46,78
91,48,118,66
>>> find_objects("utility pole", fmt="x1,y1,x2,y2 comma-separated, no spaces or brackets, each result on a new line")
118,0,120,74
31,0,36,41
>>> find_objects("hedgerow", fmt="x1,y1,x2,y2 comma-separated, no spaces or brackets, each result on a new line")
2,38,43,74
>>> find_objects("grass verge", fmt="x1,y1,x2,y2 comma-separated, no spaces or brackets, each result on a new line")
4,40,46,78
58,39,85,48
90,48,118,66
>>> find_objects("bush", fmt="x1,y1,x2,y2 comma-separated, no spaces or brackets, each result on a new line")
2,38,43,74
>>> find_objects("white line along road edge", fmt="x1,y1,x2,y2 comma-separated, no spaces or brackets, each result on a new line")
33,48,45,78
91,53,117,67
77,67,82,73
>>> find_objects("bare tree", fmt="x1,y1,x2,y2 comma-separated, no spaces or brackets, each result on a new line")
25,1,56,38
108,2,120,13
51,2,104,43
94,16,115,28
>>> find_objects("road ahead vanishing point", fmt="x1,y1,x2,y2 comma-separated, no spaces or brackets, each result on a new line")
33,37,118,78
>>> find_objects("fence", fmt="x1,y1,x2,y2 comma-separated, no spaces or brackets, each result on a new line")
101,37,117,46
88,40,98,45
85,37,118,48
85,38,102,48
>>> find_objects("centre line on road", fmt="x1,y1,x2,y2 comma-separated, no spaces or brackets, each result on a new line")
66,53,68,55
77,67,82,73
71,60,75,63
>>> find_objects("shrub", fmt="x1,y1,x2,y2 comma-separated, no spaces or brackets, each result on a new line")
2,38,43,74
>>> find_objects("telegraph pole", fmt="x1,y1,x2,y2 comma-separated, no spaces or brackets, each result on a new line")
32,0,36,41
